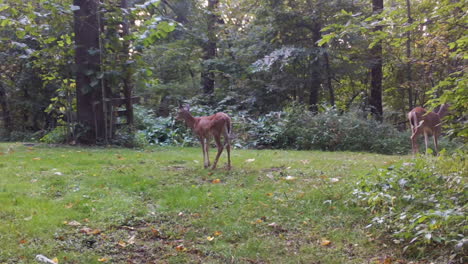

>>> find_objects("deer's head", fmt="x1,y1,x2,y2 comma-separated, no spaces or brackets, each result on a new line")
436,103,450,118
176,104,191,121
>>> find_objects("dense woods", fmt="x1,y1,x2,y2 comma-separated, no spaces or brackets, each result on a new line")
0,1,466,262
0,0,466,146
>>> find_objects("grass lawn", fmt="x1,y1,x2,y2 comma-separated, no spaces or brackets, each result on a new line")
0,142,411,263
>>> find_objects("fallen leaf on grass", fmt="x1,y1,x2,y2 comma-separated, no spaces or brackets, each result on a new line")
206,236,214,241
245,158,255,163
32,157,41,160
175,244,186,252
52,257,58,264
214,231,222,236
127,235,136,245
284,176,296,181
117,241,127,248
151,228,160,237
97,257,109,262
65,203,73,209
300,160,310,165
64,220,81,226
19,239,27,244
266,193,273,196
321,238,332,246
80,227,101,235
212,179,221,184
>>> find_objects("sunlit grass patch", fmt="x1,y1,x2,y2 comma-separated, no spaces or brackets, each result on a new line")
0,143,410,263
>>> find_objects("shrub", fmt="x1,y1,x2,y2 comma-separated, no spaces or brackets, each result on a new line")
351,153,467,262
112,125,149,148
40,126,68,144
268,105,411,154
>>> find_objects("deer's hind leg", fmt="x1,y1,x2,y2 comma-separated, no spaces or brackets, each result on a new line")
224,130,231,170
211,135,224,170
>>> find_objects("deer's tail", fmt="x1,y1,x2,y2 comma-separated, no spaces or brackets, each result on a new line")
408,111,419,134
226,117,232,135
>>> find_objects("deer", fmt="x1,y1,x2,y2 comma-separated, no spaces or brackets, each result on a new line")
407,104,449,155
176,105,232,170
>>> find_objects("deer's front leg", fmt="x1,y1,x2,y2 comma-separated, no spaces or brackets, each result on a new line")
205,137,211,167
199,137,208,169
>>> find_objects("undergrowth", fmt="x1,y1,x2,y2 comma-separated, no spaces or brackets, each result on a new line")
351,151,467,263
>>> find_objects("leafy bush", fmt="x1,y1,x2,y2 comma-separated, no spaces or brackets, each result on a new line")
351,153,467,261
40,126,68,144
132,104,460,155
134,105,197,146
265,104,411,154
112,125,149,148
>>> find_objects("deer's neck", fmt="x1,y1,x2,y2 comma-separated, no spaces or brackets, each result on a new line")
183,114,197,130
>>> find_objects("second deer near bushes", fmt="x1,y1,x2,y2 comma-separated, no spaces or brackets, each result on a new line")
176,105,232,170
407,104,449,155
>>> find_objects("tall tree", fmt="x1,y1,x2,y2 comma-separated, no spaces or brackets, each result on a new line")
73,0,106,143
201,0,219,96
369,0,383,121
405,0,413,111
0,83,12,136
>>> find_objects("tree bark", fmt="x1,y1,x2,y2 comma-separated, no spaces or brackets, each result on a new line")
308,21,322,112
201,0,219,96
121,0,134,126
0,83,12,137
369,0,384,121
324,50,335,106
73,0,105,143
406,0,413,111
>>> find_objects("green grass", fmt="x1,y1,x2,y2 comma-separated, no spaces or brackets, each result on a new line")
0,143,410,263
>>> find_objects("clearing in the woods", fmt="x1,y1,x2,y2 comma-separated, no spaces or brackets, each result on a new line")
0,143,411,263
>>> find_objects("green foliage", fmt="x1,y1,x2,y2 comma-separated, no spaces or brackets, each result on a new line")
248,104,411,154
351,154,467,261
111,125,149,148
133,104,416,154
40,126,68,144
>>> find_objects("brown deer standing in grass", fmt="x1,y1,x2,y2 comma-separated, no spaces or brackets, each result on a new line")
176,105,231,170
407,104,449,155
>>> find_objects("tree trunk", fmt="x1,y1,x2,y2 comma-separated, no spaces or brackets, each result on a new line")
0,83,12,137
201,0,219,96
406,0,413,111
324,50,335,106
121,0,134,126
308,21,322,112
73,0,105,143
369,0,384,121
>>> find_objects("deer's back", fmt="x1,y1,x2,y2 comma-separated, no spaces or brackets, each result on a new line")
195,112,231,135
408,107,441,134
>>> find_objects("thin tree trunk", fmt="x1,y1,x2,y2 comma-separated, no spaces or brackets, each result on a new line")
406,0,413,111
369,0,384,121
73,0,105,143
309,21,322,112
121,0,134,126
0,83,12,137
324,50,335,106
201,0,219,96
